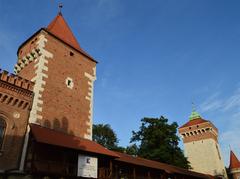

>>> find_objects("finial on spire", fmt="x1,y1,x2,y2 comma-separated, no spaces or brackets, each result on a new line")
189,102,201,121
192,102,196,111
58,3,63,14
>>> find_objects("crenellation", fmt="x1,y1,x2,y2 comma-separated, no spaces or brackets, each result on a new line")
1,70,9,81
0,69,34,92
8,74,17,84
15,76,23,87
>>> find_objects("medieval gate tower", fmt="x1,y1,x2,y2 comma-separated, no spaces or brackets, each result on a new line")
15,12,97,140
178,110,227,178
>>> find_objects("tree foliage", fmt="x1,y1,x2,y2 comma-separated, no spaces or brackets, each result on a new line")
93,124,127,152
130,116,191,169
93,124,118,150
126,144,138,156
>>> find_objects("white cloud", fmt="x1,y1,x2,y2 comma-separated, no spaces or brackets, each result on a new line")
224,89,240,111
200,92,223,112
200,88,240,113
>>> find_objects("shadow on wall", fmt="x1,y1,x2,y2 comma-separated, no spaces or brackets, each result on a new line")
43,117,74,135
0,134,25,171
26,124,88,178
0,133,88,178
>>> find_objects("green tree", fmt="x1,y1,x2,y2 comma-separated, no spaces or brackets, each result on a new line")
126,144,138,156
93,124,119,150
130,116,191,169
113,146,126,153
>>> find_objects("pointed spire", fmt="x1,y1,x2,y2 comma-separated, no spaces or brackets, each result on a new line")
189,103,201,121
229,150,240,169
47,12,81,51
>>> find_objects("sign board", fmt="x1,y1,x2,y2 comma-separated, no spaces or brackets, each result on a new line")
77,154,98,178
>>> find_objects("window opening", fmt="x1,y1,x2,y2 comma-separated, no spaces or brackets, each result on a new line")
65,77,74,89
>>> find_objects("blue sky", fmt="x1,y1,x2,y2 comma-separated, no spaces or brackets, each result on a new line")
1,0,240,166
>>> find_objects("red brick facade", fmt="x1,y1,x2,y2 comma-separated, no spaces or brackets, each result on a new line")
179,119,218,143
0,70,33,170
16,14,97,139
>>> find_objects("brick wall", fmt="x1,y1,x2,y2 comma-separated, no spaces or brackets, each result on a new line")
179,122,218,143
17,30,96,140
0,70,33,170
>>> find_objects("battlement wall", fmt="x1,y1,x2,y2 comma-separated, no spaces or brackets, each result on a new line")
0,69,34,92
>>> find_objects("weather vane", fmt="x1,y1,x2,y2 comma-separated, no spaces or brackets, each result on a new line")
58,3,63,13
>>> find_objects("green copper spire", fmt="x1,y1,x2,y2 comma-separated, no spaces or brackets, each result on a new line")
189,103,201,121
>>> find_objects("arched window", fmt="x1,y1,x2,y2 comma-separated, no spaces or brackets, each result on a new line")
0,118,6,149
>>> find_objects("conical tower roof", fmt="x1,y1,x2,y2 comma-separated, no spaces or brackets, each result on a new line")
179,107,209,129
229,150,240,169
189,110,201,121
45,12,96,63
17,12,97,63
47,12,81,51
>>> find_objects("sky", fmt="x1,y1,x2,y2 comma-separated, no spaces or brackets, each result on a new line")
0,0,240,166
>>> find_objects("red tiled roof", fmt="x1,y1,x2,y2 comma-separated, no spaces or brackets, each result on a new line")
179,118,208,129
30,123,119,158
114,152,211,178
46,13,96,62
229,150,240,169
47,12,81,51
29,124,211,178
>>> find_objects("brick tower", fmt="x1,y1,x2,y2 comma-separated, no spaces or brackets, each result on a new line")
15,12,97,140
229,150,240,179
178,110,227,178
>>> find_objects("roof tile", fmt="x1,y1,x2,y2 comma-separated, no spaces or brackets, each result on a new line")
114,152,211,178
47,13,81,51
46,13,96,62
30,123,119,158
229,150,240,169
179,118,208,129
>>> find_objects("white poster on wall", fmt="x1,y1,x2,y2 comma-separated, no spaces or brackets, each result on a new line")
77,154,98,178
